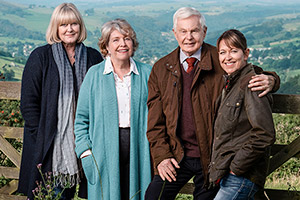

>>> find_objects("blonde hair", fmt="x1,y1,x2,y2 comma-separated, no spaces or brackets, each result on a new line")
46,3,87,44
173,7,206,31
98,18,139,57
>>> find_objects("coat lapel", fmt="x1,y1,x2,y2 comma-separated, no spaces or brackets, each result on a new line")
102,71,121,197
130,71,141,125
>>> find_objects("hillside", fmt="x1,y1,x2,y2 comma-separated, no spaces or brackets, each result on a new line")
0,0,300,94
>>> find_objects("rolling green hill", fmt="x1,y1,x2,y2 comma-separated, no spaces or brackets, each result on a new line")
0,56,24,81
0,0,300,93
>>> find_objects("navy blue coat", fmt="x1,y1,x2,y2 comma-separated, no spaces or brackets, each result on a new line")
18,44,103,199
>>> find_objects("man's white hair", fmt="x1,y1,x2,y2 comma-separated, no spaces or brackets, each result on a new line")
173,7,206,31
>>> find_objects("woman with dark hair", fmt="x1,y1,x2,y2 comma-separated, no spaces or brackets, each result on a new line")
209,29,276,200
18,3,103,199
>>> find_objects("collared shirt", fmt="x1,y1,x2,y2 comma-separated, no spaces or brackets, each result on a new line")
103,56,139,128
179,47,202,71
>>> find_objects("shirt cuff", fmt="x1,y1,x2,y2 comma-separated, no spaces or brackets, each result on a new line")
80,149,92,159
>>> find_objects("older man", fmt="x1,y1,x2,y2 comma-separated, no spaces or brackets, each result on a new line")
145,7,279,200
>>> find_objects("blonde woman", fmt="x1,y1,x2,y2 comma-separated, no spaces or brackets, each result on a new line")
18,3,103,199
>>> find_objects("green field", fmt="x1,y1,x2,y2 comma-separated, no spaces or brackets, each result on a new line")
0,36,45,45
0,56,23,81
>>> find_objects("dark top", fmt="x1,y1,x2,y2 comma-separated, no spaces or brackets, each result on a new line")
209,64,276,187
18,43,103,199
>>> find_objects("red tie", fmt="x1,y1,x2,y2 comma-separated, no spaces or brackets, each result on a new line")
186,57,197,73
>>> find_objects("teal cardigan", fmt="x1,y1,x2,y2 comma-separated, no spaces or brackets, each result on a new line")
74,60,152,200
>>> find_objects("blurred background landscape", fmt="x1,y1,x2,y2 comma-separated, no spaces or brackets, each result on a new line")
0,0,299,198
0,0,300,94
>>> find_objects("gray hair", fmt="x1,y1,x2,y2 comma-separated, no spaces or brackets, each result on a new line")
98,18,139,57
173,7,206,31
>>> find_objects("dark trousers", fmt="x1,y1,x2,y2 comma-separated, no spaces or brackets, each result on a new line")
119,127,130,200
145,157,218,200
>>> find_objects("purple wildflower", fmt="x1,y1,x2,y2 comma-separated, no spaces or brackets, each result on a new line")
37,163,42,169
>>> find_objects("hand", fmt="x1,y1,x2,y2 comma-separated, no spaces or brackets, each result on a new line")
248,74,275,97
157,158,180,182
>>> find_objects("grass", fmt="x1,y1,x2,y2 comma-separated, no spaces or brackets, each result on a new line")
0,56,24,81
265,175,300,190
284,21,300,31
0,36,45,44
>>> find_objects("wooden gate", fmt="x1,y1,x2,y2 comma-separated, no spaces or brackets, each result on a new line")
0,81,25,200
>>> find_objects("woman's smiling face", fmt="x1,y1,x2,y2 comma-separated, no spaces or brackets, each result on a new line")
218,39,249,75
106,29,133,62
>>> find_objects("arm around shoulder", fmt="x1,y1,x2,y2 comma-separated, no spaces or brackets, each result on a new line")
252,65,281,93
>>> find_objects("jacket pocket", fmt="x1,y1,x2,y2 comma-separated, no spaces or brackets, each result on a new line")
82,155,96,185
215,152,235,170
224,99,243,121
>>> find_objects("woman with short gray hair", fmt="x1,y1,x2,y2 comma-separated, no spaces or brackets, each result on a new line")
75,18,152,200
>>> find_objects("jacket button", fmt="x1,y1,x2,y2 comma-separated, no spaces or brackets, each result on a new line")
236,102,240,106
166,63,169,66
174,70,177,73
212,162,215,165
170,65,173,68
216,137,219,140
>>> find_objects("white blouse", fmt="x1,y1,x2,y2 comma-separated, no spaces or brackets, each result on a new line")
103,57,139,128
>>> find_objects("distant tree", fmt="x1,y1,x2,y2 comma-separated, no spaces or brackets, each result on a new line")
1,68,15,81
278,75,300,94
287,43,297,51
28,4,36,9
263,41,270,47
290,52,300,70
0,50,11,57
275,59,290,70
84,8,95,16
14,57,27,64
272,46,283,54
0,19,44,41
285,32,292,38
93,29,101,37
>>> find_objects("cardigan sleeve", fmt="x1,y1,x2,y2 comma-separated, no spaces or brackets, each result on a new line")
20,47,44,135
74,68,93,158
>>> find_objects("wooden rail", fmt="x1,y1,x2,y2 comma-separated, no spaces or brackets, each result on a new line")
0,82,25,199
0,81,300,200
